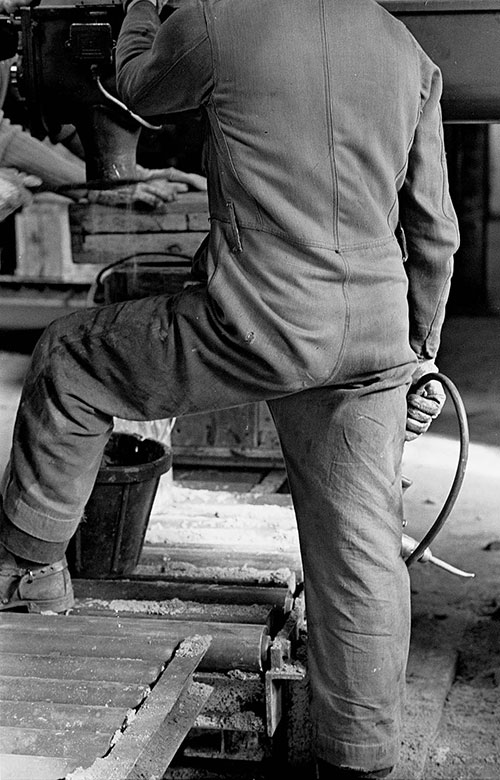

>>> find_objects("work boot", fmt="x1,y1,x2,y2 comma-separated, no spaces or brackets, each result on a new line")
0,545,74,613
317,760,394,779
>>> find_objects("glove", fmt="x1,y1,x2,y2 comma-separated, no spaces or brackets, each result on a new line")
405,358,446,442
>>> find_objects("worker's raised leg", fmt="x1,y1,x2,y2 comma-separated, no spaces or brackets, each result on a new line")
0,286,292,609
268,369,412,776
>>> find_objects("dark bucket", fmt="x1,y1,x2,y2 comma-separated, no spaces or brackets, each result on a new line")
67,432,172,578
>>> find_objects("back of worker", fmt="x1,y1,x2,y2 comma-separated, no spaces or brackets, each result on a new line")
117,0,457,392
0,3,458,776
202,0,457,384
206,0,424,247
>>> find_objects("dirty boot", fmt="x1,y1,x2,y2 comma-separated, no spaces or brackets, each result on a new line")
0,545,74,613
317,761,394,779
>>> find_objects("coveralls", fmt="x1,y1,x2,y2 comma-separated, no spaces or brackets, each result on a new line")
0,0,459,771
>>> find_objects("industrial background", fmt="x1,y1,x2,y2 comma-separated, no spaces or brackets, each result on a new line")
0,1,499,779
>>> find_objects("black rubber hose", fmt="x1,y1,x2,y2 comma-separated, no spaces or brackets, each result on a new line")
405,372,470,568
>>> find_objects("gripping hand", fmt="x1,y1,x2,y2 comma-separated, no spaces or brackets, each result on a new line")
405,359,446,442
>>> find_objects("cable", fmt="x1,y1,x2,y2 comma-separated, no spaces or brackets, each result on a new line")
87,251,194,306
405,372,470,568
94,71,163,132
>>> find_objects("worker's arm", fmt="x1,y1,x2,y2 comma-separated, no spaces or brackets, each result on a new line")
399,51,460,441
116,0,212,117
0,114,85,187
399,54,459,363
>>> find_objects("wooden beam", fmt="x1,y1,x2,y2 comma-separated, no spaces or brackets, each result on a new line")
66,636,212,780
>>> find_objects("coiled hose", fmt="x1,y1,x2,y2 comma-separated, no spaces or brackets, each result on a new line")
405,372,470,568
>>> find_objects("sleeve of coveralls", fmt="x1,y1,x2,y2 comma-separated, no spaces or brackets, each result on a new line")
399,58,460,361
116,0,212,116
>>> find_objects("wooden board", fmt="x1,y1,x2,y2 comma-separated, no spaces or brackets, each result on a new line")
70,192,209,267
0,613,212,780
65,637,212,780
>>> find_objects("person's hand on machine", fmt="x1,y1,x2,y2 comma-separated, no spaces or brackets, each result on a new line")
0,167,41,221
0,0,32,14
85,167,207,210
405,358,446,442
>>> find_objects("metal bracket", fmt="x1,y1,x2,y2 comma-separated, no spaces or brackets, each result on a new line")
264,603,306,737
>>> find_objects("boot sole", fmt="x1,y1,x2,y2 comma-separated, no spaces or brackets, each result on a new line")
0,593,74,613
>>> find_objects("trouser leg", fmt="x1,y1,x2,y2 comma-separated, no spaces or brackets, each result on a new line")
268,366,412,772
0,286,290,560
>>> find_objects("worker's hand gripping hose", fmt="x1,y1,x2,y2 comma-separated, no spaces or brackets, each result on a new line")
403,372,474,578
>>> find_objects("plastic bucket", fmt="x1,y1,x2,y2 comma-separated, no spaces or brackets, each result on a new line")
67,432,172,578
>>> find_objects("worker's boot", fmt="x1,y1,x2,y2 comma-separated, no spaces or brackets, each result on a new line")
0,544,74,613
317,760,394,779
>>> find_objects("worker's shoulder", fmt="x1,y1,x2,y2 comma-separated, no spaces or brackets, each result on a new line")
347,0,440,75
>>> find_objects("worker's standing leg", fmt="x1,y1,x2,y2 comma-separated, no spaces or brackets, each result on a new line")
268,367,412,775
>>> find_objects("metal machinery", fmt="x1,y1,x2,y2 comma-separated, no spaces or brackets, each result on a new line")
0,1,499,778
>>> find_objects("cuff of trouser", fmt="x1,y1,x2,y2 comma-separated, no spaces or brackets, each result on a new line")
2,480,81,544
0,507,67,564
315,729,399,774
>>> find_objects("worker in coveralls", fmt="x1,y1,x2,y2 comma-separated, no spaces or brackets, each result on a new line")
0,0,459,776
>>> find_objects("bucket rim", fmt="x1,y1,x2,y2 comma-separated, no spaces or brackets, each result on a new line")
96,433,172,484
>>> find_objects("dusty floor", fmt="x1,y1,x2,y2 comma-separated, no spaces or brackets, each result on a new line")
0,313,499,779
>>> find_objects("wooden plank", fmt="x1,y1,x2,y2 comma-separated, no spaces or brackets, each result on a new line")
69,192,208,234
0,677,148,708
0,655,161,683
133,562,297,589
139,544,298,578
67,636,212,780
71,601,273,626
127,681,213,780
249,469,287,495
174,467,263,493
72,232,206,265
73,578,294,607
0,754,79,780
0,631,177,662
172,448,283,468
0,701,125,732
0,724,111,760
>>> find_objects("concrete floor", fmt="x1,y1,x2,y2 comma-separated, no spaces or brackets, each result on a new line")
0,313,499,778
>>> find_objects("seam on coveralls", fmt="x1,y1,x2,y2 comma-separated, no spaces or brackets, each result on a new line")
203,0,266,230
208,216,397,253
207,101,266,230
319,0,339,244
387,100,422,233
321,249,351,386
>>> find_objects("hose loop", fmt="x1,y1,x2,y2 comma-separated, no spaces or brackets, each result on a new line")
405,372,469,567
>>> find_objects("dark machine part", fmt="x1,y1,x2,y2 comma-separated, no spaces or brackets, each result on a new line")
17,0,142,180
6,0,500,186
0,15,19,59
381,0,500,122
